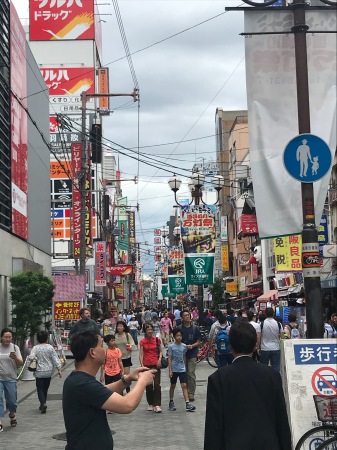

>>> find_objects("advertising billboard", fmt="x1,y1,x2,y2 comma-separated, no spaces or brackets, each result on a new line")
40,67,95,115
10,3,28,240
29,0,95,41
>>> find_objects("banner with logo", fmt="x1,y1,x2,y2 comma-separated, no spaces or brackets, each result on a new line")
29,0,95,41
167,246,186,294
181,205,215,285
117,197,128,263
273,235,302,272
245,10,336,238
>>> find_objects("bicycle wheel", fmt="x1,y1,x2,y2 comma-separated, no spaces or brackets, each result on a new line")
316,436,337,450
295,425,337,450
206,346,218,368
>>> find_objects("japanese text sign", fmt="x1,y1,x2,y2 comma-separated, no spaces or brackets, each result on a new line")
273,234,302,272
95,241,106,287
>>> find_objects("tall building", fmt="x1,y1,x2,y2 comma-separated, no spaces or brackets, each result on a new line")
0,1,51,329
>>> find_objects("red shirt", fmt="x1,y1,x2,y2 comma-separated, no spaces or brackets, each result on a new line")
140,336,161,367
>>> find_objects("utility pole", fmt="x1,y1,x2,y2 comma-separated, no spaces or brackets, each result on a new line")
292,0,322,338
79,89,138,276
228,0,336,338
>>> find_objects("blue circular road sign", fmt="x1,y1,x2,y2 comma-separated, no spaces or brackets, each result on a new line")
283,133,332,183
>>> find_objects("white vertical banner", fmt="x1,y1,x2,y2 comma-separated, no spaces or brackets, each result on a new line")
244,10,336,238
220,216,228,241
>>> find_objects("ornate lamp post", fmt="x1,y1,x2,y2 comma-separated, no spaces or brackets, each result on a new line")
168,172,225,322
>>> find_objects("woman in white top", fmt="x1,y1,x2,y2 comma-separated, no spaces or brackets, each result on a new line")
27,330,62,413
0,328,23,432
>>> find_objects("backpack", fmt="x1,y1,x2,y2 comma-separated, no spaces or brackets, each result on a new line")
290,327,300,339
216,327,230,355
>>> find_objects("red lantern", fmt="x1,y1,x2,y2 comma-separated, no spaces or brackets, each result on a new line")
249,256,257,264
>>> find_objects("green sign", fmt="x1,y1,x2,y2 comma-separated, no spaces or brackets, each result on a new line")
168,276,187,294
161,284,169,297
185,255,214,285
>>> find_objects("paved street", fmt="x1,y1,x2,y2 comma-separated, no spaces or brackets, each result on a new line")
0,349,216,450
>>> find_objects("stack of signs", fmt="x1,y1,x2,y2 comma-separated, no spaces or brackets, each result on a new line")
167,246,186,295
180,205,215,285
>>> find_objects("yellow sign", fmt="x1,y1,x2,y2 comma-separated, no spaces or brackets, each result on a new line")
273,235,302,272
226,281,238,296
221,245,229,271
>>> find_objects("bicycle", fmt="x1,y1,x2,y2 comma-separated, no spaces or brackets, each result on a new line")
196,340,218,368
295,395,337,450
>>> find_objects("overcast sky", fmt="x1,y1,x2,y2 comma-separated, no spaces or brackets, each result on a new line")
13,0,247,273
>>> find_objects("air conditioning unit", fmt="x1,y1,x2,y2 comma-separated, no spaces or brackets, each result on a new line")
235,165,249,180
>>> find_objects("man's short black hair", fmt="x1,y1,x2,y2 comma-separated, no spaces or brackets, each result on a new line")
181,309,190,317
218,314,227,325
229,320,257,354
70,330,100,362
79,307,90,317
265,307,274,318
103,334,115,344
214,310,222,319
247,311,255,322
172,327,182,338
37,330,49,343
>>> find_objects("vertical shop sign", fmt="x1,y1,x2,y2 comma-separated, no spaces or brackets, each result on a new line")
167,246,186,294
95,242,106,287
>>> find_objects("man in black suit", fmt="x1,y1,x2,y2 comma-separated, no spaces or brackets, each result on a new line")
204,320,291,450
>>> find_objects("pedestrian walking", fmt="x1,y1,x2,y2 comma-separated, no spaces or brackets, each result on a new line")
160,312,173,348
257,307,284,372
204,320,292,450
27,330,62,414
179,309,201,402
127,315,139,348
151,314,161,338
69,307,101,339
173,306,182,326
0,328,23,432
115,321,135,393
63,330,156,450
100,334,123,384
139,323,163,413
214,315,232,368
167,328,196,412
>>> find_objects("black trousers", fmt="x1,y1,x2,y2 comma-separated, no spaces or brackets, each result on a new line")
36,377,51,406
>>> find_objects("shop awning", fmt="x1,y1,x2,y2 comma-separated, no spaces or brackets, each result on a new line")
257,290,278,301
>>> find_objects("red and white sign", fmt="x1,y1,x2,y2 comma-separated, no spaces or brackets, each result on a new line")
154,229,161,236
41,67,95,95
311,367,337,396
110,265,133,276
95,242,106,287
154,237,161,244
237,214,259,237
29,0,95,41
10,3,28,240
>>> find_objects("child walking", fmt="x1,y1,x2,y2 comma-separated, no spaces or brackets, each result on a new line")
167,328,196,412
100,334,124,385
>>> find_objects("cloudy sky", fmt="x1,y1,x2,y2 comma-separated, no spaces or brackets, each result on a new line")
13,0,248,273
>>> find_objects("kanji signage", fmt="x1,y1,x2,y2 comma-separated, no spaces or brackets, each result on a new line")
273,235,302,272
54,300,81,320
237,214,258,237
29,0,95,41
181,205,216,285
95,241,106,287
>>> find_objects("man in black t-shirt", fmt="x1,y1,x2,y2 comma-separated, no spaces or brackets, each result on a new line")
62,331,155,450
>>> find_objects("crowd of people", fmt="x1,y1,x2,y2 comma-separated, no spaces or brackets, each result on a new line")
1,304,336,449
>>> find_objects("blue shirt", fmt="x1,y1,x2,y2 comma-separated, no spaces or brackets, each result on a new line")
168,342,187,372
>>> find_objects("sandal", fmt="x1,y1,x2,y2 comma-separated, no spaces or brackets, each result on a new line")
9,414,17,427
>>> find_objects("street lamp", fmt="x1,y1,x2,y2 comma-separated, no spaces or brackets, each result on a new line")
168,172,225,207
168,172,225,323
